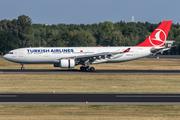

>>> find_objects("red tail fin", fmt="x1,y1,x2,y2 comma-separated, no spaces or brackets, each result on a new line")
135,21,172,47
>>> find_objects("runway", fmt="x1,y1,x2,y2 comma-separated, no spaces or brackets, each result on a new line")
1,93,180,105
148,55,180,58
0,69,180,74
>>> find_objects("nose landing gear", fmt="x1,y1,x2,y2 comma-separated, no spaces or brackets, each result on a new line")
20,63,25,70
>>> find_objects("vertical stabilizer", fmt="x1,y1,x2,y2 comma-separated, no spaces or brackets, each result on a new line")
135,21,172,47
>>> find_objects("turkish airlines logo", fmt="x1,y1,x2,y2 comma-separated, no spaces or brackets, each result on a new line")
149,29,166,46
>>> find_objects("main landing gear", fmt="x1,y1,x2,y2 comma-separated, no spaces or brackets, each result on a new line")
20,63,25,70
80,66,95,72
80,60,95,71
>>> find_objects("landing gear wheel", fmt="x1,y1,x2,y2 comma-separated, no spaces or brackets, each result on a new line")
90,67,95,71
85,67,89,71
21,67,25,70
80,66,89,71
80,66,85,71
20,63,25,70
80,66,95,72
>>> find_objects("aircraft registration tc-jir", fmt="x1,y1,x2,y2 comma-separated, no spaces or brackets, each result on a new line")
3,21,172,71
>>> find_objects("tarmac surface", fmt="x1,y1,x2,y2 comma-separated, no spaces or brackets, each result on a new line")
1,69,180,74
1,93,180,105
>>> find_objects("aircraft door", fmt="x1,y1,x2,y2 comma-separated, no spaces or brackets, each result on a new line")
134,48,138,55
19,50,23,57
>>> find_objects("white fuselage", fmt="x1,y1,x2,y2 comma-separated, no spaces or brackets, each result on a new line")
3,46,152,65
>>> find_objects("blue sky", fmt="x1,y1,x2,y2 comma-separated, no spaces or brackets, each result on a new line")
0,0,179,25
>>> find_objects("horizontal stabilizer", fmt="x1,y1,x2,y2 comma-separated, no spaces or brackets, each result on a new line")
150,46,175,53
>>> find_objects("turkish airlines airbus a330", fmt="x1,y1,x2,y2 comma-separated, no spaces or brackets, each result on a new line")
3,21,172,71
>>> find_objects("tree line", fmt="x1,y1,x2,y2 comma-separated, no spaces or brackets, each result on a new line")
0,15,180,55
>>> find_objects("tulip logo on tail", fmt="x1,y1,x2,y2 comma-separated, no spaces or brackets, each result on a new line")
135,21,172,47
149,29,166,47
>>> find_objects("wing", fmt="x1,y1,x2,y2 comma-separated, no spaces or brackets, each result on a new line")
66,48,131,59
53,48,131,65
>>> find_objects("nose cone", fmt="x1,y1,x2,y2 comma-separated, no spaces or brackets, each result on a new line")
3,54,7,60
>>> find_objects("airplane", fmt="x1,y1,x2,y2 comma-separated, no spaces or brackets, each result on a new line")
3,21,172,71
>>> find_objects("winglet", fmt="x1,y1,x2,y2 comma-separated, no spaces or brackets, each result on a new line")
123,48,131,53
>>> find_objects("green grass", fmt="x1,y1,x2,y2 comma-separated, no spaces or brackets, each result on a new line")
0,105,180,119
0,74,180,93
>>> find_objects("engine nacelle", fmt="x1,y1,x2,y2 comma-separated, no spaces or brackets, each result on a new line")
53,63,60,67
60,59,75,68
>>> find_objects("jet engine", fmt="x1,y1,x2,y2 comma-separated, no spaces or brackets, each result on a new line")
59,59,75,68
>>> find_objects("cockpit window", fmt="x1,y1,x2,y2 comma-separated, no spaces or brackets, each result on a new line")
7,52,13,54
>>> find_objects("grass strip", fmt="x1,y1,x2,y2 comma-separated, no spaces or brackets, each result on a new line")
0,105,180,120
0,74,180,93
